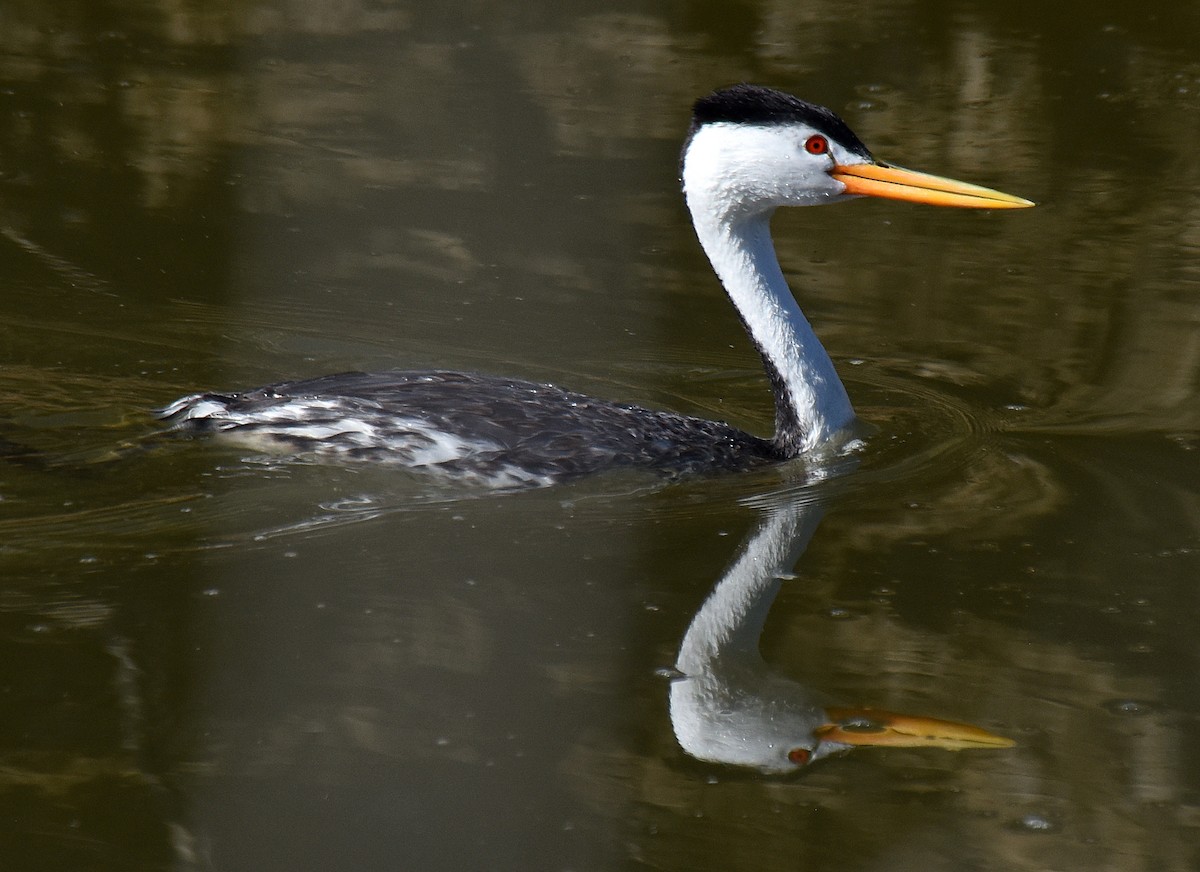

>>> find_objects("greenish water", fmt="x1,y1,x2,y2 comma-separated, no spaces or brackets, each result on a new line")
0,2,1198,870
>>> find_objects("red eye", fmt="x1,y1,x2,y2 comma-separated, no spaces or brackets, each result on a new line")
804,135,829,155
788,747,811,766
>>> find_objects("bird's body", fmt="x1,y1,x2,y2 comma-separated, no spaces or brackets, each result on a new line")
160,370,781,487
162,85,1030,486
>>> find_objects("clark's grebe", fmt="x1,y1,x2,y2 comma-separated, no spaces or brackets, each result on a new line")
161,85,1032,487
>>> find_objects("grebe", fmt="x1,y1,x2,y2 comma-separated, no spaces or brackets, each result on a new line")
161,85,1032,487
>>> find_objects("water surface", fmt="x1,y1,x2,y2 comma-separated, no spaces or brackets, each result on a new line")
0,2,1198,870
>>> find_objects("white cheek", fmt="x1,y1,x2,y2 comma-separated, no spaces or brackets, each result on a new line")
684,123,848,212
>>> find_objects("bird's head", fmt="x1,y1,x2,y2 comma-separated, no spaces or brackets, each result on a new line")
681,84,1033,221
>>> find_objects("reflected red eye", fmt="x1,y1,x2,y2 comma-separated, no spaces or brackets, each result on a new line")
804,135,829,155
788,747,811,766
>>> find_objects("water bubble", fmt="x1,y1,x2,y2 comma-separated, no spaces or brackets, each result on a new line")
1102,699,1156,716
1015,813,1057,833
1167,432,1197,451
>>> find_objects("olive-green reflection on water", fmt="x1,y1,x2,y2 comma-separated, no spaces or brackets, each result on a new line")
0,1,1198,871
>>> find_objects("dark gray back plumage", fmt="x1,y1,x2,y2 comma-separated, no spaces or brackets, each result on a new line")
163,371,782,483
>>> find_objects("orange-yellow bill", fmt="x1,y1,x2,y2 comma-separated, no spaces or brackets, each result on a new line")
832,163,1034,210
815,706,1015,750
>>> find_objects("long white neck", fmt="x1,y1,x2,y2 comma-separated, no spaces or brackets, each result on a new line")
689,206,855,456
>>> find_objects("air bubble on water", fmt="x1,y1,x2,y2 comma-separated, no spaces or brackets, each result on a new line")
1016,813,1057,833
1102,699,1156,716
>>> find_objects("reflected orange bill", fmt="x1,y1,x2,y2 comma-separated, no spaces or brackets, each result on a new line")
816,706,1015,750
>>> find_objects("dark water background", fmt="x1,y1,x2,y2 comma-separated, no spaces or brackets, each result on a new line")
0,1,1197,870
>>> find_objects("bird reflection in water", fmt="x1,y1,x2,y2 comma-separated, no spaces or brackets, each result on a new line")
669,492,1013,774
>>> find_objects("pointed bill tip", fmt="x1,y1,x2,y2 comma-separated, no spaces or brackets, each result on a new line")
832,163,1034,210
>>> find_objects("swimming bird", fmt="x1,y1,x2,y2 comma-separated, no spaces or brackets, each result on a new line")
160,85,1032,487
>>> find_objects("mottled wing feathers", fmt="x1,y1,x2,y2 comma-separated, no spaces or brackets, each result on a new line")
161,370,780,486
